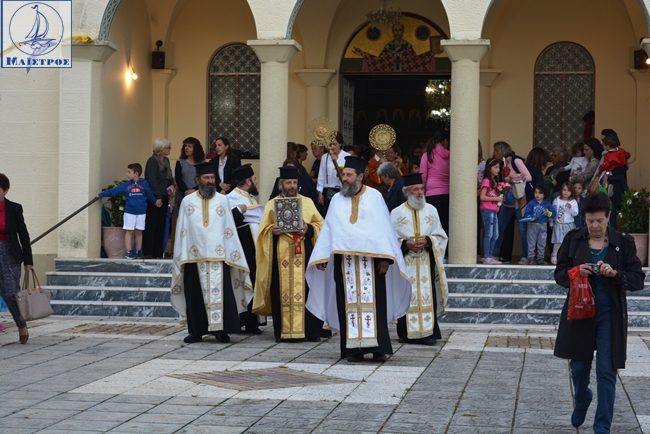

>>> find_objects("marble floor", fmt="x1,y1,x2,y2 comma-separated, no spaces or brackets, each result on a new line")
1,315,650,433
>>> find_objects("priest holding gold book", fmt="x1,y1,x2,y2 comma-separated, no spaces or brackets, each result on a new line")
253,166,325,342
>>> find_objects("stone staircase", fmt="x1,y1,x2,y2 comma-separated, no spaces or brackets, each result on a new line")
46,259,650,327
46,259,177,318
439,264,650,327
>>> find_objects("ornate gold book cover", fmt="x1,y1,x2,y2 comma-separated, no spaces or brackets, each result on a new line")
274,197,303,233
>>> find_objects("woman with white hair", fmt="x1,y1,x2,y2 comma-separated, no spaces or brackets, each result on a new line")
143,138,175,258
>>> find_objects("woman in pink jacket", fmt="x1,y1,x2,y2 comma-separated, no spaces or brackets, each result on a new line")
420,132,450,239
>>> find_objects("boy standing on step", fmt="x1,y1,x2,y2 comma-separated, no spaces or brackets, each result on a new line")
98,163,161,259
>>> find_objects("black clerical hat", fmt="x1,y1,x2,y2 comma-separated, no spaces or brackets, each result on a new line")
402,172,423,187
279,165,299,180
231,164,254,184
195,162,213,177
344,155,367,172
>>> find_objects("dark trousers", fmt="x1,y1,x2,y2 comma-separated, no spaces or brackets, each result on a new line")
0,241,26,328
143,196,169,258
494,205,516,261
570,310,616,433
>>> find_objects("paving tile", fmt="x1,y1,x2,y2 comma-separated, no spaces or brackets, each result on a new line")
107,422,183,433
175,426,246,434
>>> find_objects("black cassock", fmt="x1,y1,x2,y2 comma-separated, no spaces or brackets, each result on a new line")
395,239,442,343
231,208,264,331
183,263,241,337
269,224,323,341
333,254,393,358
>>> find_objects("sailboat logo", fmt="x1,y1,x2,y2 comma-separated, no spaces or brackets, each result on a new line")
9,2,64,57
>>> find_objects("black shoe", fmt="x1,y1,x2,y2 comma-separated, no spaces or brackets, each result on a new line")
306,336,321,342
421,338,437,346
320,329,333,338
398,338,408,344
245,327,262,335
183,334,202,344
571,389,593,428
346,354,364,363
372,353,387,362
214,333,230,343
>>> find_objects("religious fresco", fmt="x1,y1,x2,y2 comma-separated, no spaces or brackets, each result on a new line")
342,14,450,73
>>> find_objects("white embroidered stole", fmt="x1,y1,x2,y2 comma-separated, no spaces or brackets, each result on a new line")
342,254,378,348
198,261,224,331
404,251,435,339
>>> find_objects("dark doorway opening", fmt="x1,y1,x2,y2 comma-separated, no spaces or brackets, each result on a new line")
342,74,451,164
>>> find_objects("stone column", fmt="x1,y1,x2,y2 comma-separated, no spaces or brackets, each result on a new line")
442,39,490,264
295,69,336,143
642,38,650,266
248,39,301,202
479,69,501,154
151,69,176,139
58,42,116,257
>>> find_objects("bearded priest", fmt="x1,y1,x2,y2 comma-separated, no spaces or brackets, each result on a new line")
171,163,252,344
390,172,448,345
306,156,411,362
253,166,324,342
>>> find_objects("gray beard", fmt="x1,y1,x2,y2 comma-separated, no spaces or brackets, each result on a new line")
198,184,216,199
341,182,359,197
407,195,426,210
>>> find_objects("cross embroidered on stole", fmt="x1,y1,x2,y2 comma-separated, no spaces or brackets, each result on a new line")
342,254,378,348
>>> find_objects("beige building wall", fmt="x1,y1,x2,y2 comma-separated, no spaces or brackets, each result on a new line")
0,70,60,256
485,0,649,188
101,0,154,188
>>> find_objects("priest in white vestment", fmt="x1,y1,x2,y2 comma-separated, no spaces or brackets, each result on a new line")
306,156,411,362
390,172,448,345
171,163,252,344
227,164,264,333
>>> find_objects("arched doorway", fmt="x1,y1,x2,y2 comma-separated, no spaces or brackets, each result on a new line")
340,13,450,162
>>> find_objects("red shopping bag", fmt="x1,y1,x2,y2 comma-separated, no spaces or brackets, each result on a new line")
567,266,596,320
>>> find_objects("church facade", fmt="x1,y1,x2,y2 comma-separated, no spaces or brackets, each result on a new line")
2,0,649,268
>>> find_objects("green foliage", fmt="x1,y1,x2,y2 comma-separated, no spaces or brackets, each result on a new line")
618,188,649,233
101,180,127,227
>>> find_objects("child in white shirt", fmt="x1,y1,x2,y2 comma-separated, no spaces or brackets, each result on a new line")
551,182,579,264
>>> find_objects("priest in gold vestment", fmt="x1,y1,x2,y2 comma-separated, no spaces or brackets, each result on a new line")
171,163,252,344
306,156,411,362
253,166,325,342
390,172,448,345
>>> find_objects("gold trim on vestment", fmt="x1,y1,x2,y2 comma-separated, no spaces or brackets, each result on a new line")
202,197,209,227
277,233,306,339
198,262,224,332
349,185,366,224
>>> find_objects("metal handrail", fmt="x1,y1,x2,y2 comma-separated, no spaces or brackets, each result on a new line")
30,197,99,245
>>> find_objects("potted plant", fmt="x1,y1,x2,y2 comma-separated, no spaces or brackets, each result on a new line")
100,179,127,258
618,188,649,266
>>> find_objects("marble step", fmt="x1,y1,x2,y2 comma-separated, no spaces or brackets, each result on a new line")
51,300,178,318
54,258,172,274
445,264,650,280
47,286,171,302
439,308,650,327
46,271,171,287
447,293,650,311
447,278,650,296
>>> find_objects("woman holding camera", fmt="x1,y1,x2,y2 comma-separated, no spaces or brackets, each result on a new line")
316,131,349,215
554,192,644,433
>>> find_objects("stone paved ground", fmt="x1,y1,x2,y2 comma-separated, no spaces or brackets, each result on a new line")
2,317,650,433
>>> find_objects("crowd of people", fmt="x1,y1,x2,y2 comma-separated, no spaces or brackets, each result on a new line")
478,129,631,265
1,126,644,434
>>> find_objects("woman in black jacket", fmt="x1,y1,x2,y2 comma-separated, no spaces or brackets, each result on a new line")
209,137,241,194
143,138,175,258
554,192,645,433
0,173,33,344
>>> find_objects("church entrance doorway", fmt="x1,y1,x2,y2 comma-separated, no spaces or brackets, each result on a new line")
339,13,451,164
